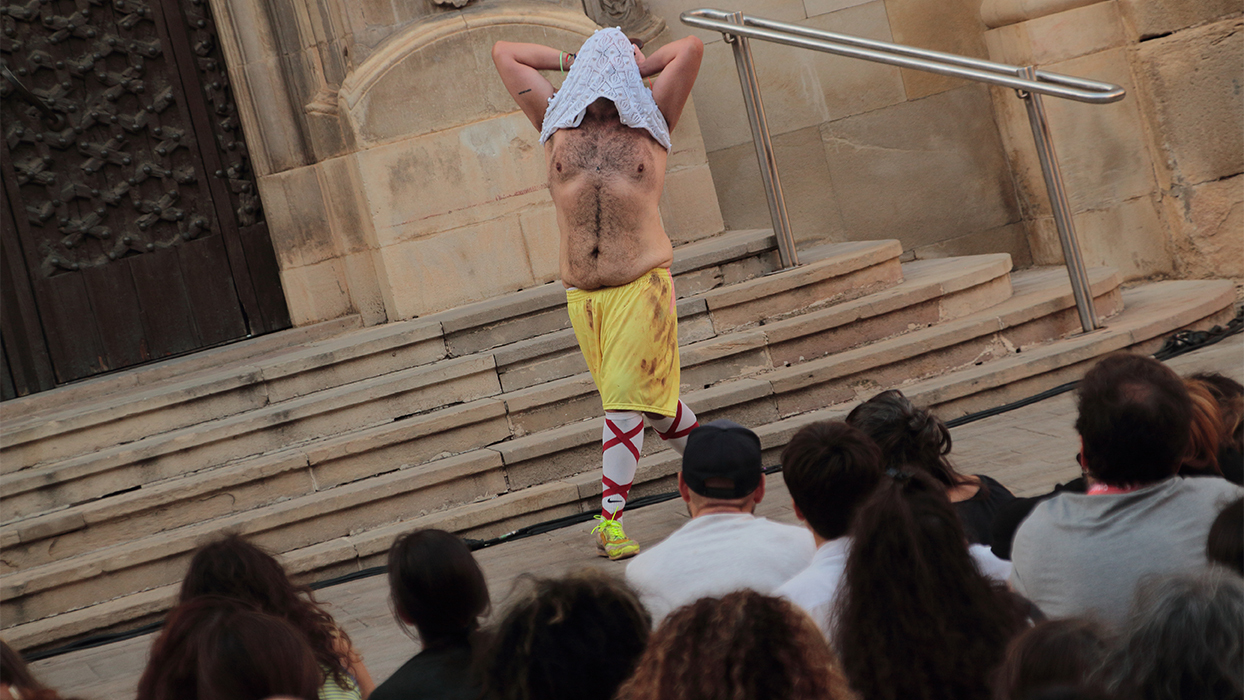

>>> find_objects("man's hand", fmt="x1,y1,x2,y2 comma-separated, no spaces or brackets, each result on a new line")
633,36,704,131
492,41,564,131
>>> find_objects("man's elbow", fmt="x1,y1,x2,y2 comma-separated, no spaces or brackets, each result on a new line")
683,35,704,59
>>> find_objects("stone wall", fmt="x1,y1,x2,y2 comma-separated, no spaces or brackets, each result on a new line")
982,0,1242,281
209,0,724,325
641,0,1032,264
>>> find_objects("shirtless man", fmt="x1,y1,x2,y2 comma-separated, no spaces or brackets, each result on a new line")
493,28,704,560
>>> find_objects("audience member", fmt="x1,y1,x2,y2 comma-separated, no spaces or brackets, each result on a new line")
846,389,1015,545
615,590,855,700
1192,372,1244,484
1009,353,1243,625
1182,378,1225,477
625,420,815,622
834,470,1028,700
1,640,79,700
993,619,1109,700
481,570,649,700
371,529,489,700
775,421,1010,636
179,534,375,698
136,596,323,700
1096,571,1243,700
1208,497,1244,576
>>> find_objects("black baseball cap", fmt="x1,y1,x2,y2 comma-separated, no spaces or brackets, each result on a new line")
681,420,763,499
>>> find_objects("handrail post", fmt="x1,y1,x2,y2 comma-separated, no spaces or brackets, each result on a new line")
724,11,799,268
1018,66,1099,333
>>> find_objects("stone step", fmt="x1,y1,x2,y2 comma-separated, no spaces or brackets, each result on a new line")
0,261,1106,631
0,229,791,473
1,253,1003,575
7,275,1230,652
0,238,902,522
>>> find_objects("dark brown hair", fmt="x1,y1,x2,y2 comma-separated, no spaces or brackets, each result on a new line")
845,389,967,489
1208,497,1244,576
481,570,649,700
1,640,75,700
833,471,1026,700
1074,354,1191,486
994,619,1110,700
178,534,352,688
1192,372,1244,454
616,590,855,700
387,528,490,647
781,421,884,540
136,596,322,700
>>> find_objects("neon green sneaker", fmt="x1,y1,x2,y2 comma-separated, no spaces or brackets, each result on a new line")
593,515,640,561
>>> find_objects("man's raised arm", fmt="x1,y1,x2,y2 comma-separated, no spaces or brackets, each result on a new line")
492,41,572,131
637,36,704,131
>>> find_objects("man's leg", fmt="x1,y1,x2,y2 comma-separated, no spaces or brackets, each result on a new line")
595,411,644,560
645,400,698,454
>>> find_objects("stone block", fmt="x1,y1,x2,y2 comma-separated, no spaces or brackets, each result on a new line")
821,84,1021,248
1167,175,1244,279
1135,19,1244,188
373,215,543,320
341,250,388,326
356,114,547,241
317,154,378,255
707,125,847,244
982,1,1127,66
518,203,561,284
645,0,808,44
280,257,355,326
910,222,1033,267
667,95,710,171
1034,195,1173,281
240,56,313,175
341,14,595,146
693,1,906,153
660,163,726,245
257,165,337,270
883,0,992,99
1116,0,1243,41
805,0,872,19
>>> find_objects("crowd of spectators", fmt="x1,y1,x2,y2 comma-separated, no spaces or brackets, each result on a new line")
3,352,1241,700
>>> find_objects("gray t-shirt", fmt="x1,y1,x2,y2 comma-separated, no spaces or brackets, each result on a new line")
1010,476,1242,627
625,512,815,623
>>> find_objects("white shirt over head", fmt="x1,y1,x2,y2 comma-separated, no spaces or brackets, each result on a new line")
625,512,816,624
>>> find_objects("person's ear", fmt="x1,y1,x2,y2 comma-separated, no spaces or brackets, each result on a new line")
678,472,691,503
791,500,806,522
753,472,766,505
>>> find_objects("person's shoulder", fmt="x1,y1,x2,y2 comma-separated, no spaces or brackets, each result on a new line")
1175,475,1244,504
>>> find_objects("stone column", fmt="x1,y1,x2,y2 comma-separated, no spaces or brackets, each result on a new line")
981,0,1242,280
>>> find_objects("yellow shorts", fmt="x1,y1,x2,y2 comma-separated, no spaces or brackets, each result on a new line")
567,268,680,417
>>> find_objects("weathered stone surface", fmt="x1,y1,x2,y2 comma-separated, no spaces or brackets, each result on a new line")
1135,19,1244,188
1167,175,1244,279
280,257,355,326
317,155,378,256
982,1,1127,66
660,163,726,245
909,222,1033,267
820,84,1022,249
1034,195,1172,280
708,125,848,244
693,1,906,153
340,250,389,326
1116,0,1243,41
240,56,313,176
645,0,808,44
883,0,992,99
980,0,1100,29
257,165,338,270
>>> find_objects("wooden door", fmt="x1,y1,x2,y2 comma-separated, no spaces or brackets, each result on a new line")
0,0,289,398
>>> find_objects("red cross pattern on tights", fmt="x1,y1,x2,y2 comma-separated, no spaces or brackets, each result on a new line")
603,417,643,460
656,402,698,441
602,475,633,504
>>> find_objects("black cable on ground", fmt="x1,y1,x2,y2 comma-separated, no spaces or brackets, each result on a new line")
21,307,1241,663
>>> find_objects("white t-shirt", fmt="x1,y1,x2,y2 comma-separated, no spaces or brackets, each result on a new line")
776,536,1014,638
625,512,816,623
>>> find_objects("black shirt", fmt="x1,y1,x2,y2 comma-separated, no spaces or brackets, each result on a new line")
370,642,480,700
954,474,1016,546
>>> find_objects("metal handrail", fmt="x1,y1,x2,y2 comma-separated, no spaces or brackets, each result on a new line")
681,8,1123,333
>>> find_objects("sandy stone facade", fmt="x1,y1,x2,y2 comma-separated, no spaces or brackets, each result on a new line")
982,0,1242,281
208,0,723,325
210,0,1239,328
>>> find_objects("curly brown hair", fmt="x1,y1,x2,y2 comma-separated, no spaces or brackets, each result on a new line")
178,534,353,689
617,590,856,700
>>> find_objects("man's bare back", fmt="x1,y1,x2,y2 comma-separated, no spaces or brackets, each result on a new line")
547,98,673,290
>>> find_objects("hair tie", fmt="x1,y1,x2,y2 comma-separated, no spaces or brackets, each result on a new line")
886,467,913,482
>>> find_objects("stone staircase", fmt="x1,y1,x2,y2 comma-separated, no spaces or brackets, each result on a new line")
0,228,1234,651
